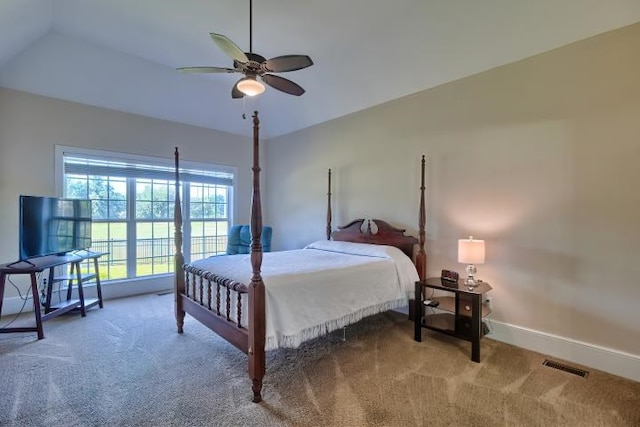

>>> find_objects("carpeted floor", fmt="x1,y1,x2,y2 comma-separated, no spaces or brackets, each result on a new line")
1,292,639,426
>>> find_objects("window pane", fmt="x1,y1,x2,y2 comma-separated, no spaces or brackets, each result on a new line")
85,176,127,220
109,200,127,219
136,179,172,220
153,202,170,220
111,180,127,198
190,220,228,260
152,181,170,202
136,201,152,219
66,177,88,198
90,221,127,280
190,183,228,220
136,221,174,277
136,180,152,201
91,200,107,220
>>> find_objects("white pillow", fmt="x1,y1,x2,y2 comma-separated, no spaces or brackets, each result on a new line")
304,240,392,259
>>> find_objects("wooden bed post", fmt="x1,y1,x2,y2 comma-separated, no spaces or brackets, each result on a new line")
326,169,332,240
416,155,427,281
174,147,186,333
248,111,266,403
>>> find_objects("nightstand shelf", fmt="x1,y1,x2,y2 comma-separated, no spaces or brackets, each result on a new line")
429,296,492,318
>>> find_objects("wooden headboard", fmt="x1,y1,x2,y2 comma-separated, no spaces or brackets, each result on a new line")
331,219,418,258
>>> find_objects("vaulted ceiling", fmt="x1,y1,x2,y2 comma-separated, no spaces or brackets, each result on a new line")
1,0,640,138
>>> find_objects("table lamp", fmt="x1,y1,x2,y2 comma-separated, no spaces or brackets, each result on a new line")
458,236,485,287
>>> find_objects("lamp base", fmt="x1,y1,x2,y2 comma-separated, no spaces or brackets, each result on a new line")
465,264,477,288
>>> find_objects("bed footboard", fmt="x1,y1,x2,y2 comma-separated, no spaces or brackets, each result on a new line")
180,265,250,352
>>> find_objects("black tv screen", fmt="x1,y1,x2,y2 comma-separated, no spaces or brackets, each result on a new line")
19,195,92,260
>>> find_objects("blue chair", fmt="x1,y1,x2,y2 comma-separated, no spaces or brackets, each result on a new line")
226,225,273,255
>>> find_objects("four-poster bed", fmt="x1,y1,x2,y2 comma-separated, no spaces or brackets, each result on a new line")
173,111,427,402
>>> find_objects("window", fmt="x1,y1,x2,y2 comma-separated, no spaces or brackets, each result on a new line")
57,147,234,282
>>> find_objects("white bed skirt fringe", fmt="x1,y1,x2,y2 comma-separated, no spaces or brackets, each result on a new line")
265,297,407,351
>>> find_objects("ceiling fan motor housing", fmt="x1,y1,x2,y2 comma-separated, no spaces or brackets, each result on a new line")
235,52,267,74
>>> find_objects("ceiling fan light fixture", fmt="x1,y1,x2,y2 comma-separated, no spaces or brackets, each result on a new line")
237,76,265,96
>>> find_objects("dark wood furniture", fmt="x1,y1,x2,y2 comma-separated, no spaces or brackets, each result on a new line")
414,277,492,362
43,251,105,319
173,111,428,402
0,251,105,339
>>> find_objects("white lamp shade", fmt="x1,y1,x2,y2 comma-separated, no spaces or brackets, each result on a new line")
237,77,265,96
458,237,485,264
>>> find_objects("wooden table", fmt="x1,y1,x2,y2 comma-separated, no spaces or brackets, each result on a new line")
0,252,105,339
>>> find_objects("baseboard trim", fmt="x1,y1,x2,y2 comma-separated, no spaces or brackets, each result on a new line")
487,318,640,383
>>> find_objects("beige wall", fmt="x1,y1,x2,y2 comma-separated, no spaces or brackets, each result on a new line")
0,88,254,296
266,23,640,358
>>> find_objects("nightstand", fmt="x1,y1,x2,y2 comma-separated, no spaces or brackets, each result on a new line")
414,277,492,362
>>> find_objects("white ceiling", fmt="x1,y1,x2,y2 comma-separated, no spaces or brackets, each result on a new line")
1,0,640,139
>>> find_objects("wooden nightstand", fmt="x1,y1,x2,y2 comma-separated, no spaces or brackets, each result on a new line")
414,277,492,362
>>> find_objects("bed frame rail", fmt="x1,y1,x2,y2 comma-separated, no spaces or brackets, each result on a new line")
183,266,248,326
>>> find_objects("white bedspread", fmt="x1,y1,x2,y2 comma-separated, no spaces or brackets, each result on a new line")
189,240,419,350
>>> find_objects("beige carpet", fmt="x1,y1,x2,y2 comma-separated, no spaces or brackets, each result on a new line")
1,292,638,426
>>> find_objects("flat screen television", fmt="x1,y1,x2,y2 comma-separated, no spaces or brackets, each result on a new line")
19,195,92,260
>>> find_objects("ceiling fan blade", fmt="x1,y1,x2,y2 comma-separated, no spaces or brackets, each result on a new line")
264,55,314,73
262,74,305,96
210,33,249,63
177,66,237,73
232,79,245,99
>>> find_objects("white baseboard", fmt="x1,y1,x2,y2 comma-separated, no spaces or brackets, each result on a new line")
487,318,640,383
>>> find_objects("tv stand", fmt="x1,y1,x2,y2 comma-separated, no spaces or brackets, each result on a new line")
43,251,104,318
0,252,105,339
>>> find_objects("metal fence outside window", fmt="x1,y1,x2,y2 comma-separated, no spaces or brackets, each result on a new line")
90,235,228,280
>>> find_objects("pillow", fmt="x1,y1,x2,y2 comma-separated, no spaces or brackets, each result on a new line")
304,240,393,259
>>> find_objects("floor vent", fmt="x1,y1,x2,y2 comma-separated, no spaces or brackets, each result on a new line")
543,359,589,378
157,291,173,296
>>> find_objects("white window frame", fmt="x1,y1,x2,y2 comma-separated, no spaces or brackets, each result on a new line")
55,145,237,282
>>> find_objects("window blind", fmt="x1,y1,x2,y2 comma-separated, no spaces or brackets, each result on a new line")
63,155,233,186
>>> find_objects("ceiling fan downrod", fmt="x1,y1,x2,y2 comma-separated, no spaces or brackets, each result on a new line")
249,0,253,53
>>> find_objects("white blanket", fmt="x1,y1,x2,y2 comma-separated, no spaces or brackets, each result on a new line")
189,240,419,350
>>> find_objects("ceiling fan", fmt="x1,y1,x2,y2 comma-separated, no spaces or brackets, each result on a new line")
177,0,313,98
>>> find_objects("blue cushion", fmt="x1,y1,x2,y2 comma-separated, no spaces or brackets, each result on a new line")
226,225,272,254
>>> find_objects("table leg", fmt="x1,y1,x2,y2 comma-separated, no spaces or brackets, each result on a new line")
414,282,422,342
471,293,481,362
94,257,104,308
29,273,45,339
74,262,86,317
0,273,5,318
44,267,55,313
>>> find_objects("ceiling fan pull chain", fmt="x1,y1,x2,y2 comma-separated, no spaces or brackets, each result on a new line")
241,95,256,119
242,96,248,119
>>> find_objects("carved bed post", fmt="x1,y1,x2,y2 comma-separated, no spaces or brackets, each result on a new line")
416,155,427,281
174,147,186,333
248,111,266,403
326,169,332,240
